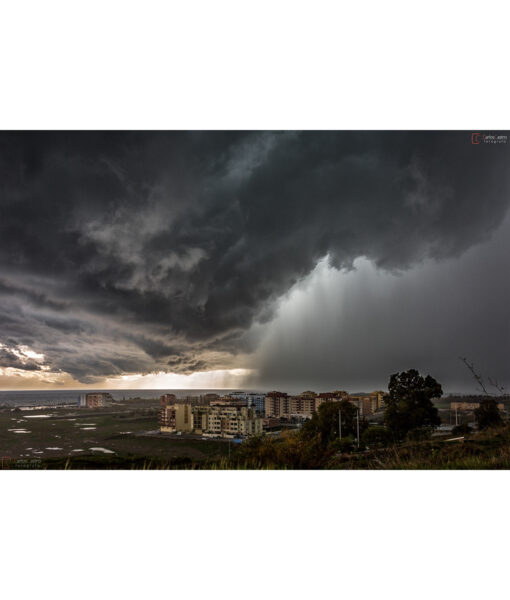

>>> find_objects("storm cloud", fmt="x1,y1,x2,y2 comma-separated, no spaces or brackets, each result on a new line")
0,131,508,388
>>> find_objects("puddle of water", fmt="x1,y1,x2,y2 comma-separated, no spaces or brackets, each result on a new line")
81,427,96,430
119,431,132,435
8,429,31,434
71,449,84,452
89,447,115,454
46,447,63,450
24,415,53,419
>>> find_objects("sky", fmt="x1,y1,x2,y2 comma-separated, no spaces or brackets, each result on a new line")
0,131,508,394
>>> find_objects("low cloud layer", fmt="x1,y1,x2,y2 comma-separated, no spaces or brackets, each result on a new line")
0,132,508,388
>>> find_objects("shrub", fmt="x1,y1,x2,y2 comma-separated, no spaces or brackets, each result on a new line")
361,426,393,448
451,423,472,436
328,436,355,453
405,427,433,442
474,398,503,430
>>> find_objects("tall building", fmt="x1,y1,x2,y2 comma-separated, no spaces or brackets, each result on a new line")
228,392,266,414
160,403,194,432
264,391,289,417
265,391,330,418
264,390,385,418
191,405,210,433
160,393,177,407
160,404,176,429
160,401,262,438
206,404,262,438
175,403,193,432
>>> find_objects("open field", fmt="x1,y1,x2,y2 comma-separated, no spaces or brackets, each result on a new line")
0,403,229,469
3,399,510,469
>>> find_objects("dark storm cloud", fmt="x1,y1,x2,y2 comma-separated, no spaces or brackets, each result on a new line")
0,131,508,382
0,346,42,371
250,211,510,394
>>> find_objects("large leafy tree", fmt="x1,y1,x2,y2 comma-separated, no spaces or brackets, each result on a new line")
474,398,503,430
384,369,441,440
302,399,362,447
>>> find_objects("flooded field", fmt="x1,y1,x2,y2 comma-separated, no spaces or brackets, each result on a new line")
0,400,229,467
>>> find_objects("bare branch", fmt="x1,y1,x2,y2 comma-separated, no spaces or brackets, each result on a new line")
458,356,491,396
488,376,506,395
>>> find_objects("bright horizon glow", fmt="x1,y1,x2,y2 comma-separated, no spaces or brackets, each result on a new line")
0,366,254,391
103,368,253,390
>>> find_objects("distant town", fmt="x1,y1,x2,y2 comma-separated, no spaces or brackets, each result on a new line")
75,389,509,441
2,371,510,469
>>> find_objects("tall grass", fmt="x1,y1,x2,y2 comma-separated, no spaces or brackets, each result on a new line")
44,425,510,470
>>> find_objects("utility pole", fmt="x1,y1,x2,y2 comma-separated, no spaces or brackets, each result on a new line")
356,407,360,449
455,407,458,426
339,409,342,440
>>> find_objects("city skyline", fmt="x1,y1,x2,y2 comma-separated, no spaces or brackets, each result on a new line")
0,131,509,393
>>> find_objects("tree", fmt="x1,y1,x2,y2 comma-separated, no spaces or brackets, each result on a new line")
384,369,441,440
474,398,503,430
301,399,364,448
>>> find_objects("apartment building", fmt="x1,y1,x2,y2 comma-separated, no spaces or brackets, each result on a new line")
160,403,194,432
160,393,177,407
191,405,210,434
344,391,385,416
228,392,266,414
264,391,289,418
264,390,385,418
265,390,342,418
289,395,323,417
159,404,176,430
175,403,193,432
83,393,109,408
160,401,262,438
206,405,262,438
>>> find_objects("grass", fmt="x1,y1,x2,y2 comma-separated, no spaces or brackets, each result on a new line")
205,425,510,470
4,403,510,469
0,404,229,469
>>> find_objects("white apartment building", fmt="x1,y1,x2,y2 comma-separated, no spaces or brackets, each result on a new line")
160,402,263,438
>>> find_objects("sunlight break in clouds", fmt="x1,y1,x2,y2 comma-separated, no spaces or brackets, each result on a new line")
103,368,254,390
